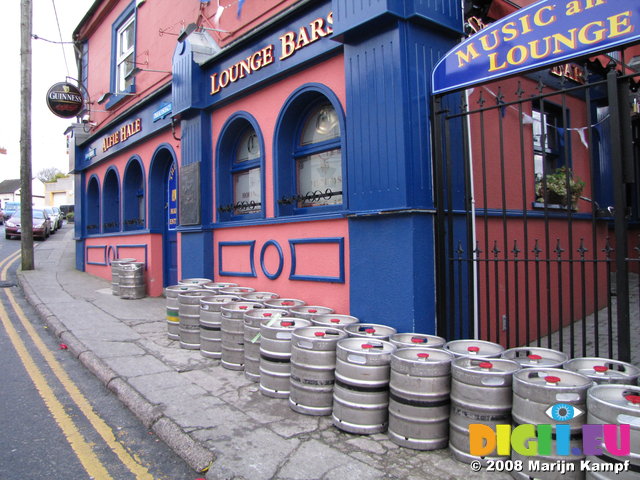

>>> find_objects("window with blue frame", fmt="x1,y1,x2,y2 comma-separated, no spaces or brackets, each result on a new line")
103,168,121,233
275,87,345,216
123,158,145,230
86,176,100,234
105,3,136,108
217,116,264,221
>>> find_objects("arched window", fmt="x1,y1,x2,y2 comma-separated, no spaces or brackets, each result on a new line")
216,114,264,221
274,85,345,216
86,175,100,234
123,157,145,230
103,168,121,233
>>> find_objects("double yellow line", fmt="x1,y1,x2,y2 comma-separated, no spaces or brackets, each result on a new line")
0,249,154,480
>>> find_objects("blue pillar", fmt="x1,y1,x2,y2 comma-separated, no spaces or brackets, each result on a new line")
333,0,463,333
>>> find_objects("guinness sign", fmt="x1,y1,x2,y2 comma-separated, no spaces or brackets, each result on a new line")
46,82,84,118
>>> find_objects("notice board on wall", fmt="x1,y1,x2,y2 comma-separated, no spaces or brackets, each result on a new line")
179,162,200,226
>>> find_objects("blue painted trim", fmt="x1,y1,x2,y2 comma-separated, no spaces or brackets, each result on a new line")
215,112,265,222
148,143,178,231
123,155,146,231
260,240,284,280
289,237,344,283
85,229,154,238
86,245,108,266
86,174,101,235
115,243,148,269
218,240,257,277
273,83,347,217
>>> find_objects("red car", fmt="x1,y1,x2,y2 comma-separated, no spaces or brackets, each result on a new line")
4,209,52,240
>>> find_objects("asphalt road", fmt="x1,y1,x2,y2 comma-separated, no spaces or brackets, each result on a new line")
0,223,199,480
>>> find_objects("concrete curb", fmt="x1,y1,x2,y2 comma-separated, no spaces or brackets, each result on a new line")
16,270,215,473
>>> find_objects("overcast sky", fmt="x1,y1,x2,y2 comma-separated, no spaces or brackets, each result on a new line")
0,0,93,182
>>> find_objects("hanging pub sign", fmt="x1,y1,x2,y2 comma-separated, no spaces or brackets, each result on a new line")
46,82,84,118
433,0,640,94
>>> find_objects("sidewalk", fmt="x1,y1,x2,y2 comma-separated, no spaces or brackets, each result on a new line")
18,224,507,480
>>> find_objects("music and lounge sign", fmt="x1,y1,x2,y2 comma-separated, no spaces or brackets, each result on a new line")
433,0,640,94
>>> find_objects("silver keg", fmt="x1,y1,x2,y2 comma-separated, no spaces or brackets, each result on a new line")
311,314,359,329
199,295,240,359
511,368,593,480
165,284,197,340
389,333,446,350
219,286,256,295
501,346,568,368
118,262,146,299
178,278,212,286
240,291,279,303
202,282,238,294
332,338,396,434
289,305,335,321
344,323,397,340
263,298,306,312
220,301,263,370
444,339,505,358
388,347,455,450
449,357,520,464
564,357,640,385
259,318,311,398
585,385,640,480
110,258,136,296
289,326,347,415
177,289,210,350
243,309,289,382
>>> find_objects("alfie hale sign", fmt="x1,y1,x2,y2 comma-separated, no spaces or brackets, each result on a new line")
432,0,640,94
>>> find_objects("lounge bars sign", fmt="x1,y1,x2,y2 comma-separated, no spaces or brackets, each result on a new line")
432,0,640,94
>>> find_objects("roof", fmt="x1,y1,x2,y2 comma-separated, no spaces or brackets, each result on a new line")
0,179,21,194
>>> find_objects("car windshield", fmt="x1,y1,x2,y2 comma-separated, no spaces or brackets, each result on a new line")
32,210,45,219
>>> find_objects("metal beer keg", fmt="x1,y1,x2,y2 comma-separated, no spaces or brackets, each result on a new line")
289,305,335,321
388,347,454,450
259,318,311,398
220,301,262,370
165,284,197,340
199,295,240,359
444,339,505,358
263,298,306,312
332,338,396,434
564,357,640,385
344,323,397,340
243,309,289,382
311,314,359,329
110,258,136,296
389,333,446,350
501,346,568,368
289,326,347,415
177,289,210,350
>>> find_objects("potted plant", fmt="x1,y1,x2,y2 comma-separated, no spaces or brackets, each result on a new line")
535,166,585,209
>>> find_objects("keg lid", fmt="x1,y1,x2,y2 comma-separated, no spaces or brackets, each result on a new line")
453,357,521,376
514,368,593,388
337,337,396,355
311,314,359,328
219,286,256,294
178,278,212,285
501,347,568,367
344,323,397,340
203,282,238,291
200,295,239,305
221,301,263,312
290,305,334,316
389,333,446,349
261,317,311,330
178,289,210,298
444,339,505,358
263,298,306,309
240,291,279,301
292,326,346,343
588,385,640,412
563,357,640,383
393,347,454,364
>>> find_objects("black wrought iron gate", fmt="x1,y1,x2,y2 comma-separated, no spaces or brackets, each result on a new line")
433,50,640,363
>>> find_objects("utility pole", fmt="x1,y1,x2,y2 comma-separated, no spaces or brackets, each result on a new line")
20,0,34,270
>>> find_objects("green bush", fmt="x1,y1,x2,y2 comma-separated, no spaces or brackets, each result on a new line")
66,212,75,223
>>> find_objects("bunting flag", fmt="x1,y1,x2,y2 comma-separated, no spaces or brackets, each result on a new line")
237,0,245,18
213,1,224,27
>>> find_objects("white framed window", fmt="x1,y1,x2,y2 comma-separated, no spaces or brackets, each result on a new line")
116,15,135,93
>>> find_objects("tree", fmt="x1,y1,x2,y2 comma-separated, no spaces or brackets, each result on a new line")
37,167,64,183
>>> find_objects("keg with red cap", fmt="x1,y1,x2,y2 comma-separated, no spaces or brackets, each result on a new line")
449,357,520,464
344,323,397,340
289,326,347,415
332,338,397,434
219,286,255,296
289,305,335,321
563,357,640,385
199,295,240,359
501,346,568,369
202,282,237,294
443,339,504,358
311,314,359,330
177,289,210,350
389,333,446,350
220,301,263,370
239,291,279,303
388,347,455,450
585,385,640,479
178,278,212,286
263,298,306,313
243,309,289,382
259,317,311,398
511,368,593,480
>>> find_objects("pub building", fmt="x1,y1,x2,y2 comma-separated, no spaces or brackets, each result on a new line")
68,0,640,347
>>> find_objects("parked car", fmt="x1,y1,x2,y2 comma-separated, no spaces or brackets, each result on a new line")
44,206,62,232
52,206,64,226
3,201,19,222
5,209,52,240
0,206,3,225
